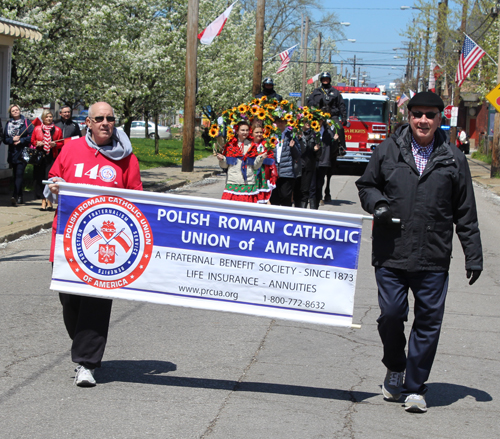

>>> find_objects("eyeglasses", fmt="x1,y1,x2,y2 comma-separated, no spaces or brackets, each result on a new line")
411,111,439,119
90,116,116,123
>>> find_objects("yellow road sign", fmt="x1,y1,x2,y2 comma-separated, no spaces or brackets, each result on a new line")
486,84,500,112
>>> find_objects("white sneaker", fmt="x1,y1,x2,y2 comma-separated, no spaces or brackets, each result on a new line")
382,369,404,401
74,365,96,387
404,394,427,413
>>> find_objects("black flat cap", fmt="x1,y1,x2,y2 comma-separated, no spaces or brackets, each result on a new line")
407,91,444,112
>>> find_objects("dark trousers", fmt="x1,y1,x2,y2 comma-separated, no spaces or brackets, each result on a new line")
375,267,449,394
33,154,55,199
315,167,330,202
270,177,294,206
59,293,113,369
11,162,27,199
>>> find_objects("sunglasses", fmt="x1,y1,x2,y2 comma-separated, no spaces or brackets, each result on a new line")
90,116,116,123
411,111,439,119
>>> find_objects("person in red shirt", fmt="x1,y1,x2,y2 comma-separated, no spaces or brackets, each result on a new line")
31,109,63,211
48,102,142,387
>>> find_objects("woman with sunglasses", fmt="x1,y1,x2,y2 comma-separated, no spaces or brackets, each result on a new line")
31,109,63,211
3,104,33,206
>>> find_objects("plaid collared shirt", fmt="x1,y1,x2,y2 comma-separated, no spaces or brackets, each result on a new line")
411,136,434,175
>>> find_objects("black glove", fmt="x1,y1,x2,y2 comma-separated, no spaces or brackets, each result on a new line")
373,203,393,224
342,119,348,127
466,269,481,285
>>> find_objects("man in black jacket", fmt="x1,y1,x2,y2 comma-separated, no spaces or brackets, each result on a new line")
255,77,283,102
356,91,482,413
307,72,347,202
55,105,82,139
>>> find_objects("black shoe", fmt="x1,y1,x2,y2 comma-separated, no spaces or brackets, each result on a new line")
17,196,24,205
309,198,318,210
11,197,17,207
324,194,332,202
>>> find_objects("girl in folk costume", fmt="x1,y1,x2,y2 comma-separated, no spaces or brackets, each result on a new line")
31,109,63,211
216,121,267,203
251,120,277,204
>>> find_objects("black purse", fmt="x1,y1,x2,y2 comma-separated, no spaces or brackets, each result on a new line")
22,147,44,165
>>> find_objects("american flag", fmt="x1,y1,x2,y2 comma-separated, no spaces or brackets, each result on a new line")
455,35,486,87
397,93,409,107
276,45,297,74
83,228,102,249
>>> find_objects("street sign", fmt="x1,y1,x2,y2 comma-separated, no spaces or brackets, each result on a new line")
444,105,453,119
486,84,500,113
289,92,301,97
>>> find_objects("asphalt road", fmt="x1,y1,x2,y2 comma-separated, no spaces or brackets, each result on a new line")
0,173,498,438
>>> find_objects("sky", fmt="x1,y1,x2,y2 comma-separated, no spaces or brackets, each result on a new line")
315,0,417,88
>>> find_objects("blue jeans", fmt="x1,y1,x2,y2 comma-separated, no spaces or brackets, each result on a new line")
375,267,449,394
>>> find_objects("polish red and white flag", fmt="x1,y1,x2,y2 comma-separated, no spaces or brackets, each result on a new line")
198,1,238,45
307,73,321,85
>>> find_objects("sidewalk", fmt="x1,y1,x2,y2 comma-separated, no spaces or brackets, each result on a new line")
0,155,222,243
0,153,498,244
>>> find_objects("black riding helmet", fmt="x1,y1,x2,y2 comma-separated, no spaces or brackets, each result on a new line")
320,72,331,87
262,77,274,86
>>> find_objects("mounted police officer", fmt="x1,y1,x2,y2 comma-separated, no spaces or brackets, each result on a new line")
255,77,283,102
307,72,348,206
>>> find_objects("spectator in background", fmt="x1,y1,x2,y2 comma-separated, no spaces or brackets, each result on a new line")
31,109,63,211
3,104,32,206
55,105,82,140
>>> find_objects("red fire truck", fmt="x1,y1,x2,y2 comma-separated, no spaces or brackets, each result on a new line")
335,86,390,164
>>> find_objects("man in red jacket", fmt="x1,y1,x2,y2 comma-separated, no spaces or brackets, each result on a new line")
48,102,142,387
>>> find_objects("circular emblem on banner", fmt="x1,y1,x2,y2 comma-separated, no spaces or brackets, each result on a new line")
63,196,153,289
99,165,117,183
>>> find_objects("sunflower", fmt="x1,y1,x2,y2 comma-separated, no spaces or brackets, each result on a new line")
209,125,219,138
280,100,289,106
284,113,293,122
306,113,314,121
257,109,267,120
260,96,267,102
263,127,272,137
226,127,234,140
250,105,260,116
269,136,278,148
238,104,249,113
311,120,320,131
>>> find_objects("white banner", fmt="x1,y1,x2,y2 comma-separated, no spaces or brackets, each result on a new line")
51,183,365,327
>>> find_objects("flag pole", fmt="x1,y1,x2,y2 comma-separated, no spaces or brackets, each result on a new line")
252,0,266,97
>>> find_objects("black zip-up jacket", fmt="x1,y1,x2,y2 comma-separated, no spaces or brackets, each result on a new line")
55,118,82,139
307,85,347,122
299,129,321,171
356,124,482,272
255,88,283,102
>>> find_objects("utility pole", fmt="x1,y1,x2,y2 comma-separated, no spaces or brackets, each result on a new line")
315,32,322,87
182,0,199,172
491,12,500,177
252,0,266,97
301,16,309,106
449,0,468,147
435,0,449,97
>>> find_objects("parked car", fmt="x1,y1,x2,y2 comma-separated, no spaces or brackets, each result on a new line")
72,115,87,132
117,121,172,140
